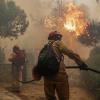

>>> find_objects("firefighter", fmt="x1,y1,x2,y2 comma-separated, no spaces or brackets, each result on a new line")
43,31,88,100
9,45,25,92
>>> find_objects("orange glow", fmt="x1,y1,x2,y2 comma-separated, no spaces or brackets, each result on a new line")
64,2,88,36
44,16,56,29
64,17,76,32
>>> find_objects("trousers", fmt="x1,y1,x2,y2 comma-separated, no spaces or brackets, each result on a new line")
11,65,23,90
44,73,69,100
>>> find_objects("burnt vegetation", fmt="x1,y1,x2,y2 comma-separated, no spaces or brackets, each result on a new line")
78,20,100,47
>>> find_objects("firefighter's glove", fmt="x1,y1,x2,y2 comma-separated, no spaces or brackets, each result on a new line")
79,63,88,70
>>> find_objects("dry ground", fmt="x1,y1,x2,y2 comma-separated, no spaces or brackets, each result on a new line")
0,81,97,100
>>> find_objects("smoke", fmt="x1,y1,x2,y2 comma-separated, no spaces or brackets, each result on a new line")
12,0,54,48
0,0,100,62
62,0,100,59
63,0,100,21
0,0,54,51
76,0,100,21
0,0,99,88
0,0,55,62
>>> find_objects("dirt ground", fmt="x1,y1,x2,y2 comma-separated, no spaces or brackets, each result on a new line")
0,81,98,100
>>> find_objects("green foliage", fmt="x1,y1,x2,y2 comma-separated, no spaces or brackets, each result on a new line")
0,0,29,38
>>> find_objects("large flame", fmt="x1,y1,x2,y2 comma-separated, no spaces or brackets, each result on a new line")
64,3,88,36
64,17,76,32
44,2,89,37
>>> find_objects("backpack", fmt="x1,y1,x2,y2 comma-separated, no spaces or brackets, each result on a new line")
14,50,26,66
36,42,62,77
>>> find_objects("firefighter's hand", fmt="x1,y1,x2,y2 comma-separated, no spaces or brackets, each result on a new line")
79,63,88,70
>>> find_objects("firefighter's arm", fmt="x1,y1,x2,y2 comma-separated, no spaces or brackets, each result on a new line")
57,41,88,70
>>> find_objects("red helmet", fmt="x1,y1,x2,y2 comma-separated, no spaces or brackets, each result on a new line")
48,31,62,40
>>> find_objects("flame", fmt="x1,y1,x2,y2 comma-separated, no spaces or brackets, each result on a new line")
64,2,88,36
64,18,76,32
44,2,89,37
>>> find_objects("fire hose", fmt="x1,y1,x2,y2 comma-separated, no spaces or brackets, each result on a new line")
65,66,100,74
18,66,100,84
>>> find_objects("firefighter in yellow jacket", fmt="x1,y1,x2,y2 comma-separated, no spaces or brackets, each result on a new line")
43,31,88,100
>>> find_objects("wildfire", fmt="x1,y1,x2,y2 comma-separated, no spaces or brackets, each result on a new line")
44,2,89,37
64,2,88,36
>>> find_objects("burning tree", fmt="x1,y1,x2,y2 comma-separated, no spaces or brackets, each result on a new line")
62,2,100,47
63,2,88,37
0,0,29,38
78,21,100,46
44,2,89,37
45,2,100,47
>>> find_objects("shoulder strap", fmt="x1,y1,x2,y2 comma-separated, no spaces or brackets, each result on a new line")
51,41,64,62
